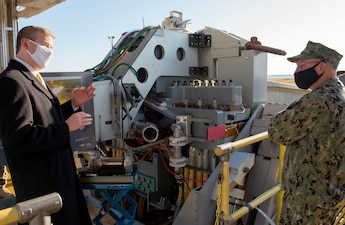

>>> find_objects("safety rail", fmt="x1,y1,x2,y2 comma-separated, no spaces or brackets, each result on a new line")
214,131,285,225
0,192,62,225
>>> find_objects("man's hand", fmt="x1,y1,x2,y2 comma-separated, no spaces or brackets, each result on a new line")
71,83,96,108
65,112,93,132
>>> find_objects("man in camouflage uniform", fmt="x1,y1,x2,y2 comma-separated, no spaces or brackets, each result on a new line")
268,41,345,224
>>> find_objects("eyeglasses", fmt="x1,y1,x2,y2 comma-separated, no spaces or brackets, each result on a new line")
27,39,52,50
296,60,322,70
28,39,46,48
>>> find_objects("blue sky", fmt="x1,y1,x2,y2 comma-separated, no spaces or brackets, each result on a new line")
18,0,345,75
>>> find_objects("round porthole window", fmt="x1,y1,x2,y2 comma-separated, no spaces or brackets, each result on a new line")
154,45,164,60
137,67,148,83
176,47,185,61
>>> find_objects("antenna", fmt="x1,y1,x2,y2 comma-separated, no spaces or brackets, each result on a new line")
108,36,115,55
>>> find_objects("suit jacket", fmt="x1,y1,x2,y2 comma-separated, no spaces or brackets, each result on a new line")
0,59,92,225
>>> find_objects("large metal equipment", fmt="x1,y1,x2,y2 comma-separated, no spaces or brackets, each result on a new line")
83,11,286,225
0,9,287,224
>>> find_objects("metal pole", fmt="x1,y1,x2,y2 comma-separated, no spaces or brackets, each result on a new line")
29,214,51,225
221,156,229,224
229,185,281,223
108,36,115,55
0,192,62,225
0,206,20,225
215,131,268,157
214,131,285,224
276,144,286,224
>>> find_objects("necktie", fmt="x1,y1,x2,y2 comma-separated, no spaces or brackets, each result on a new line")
35,73,47,89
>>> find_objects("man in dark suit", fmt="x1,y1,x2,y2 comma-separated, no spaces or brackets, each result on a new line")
0,26,95,225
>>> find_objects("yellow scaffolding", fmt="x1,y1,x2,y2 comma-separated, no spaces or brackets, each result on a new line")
214,131,285,224
0,192,62,225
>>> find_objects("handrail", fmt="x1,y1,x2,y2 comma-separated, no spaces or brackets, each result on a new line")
214,131,269,157
229,185,281,223
0,205,19,225
0,192,62,225
214,131,285,225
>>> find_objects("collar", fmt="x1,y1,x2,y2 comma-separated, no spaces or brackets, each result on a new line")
313,78,343,92
14,57,40,76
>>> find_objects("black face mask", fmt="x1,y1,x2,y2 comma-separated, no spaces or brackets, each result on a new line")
294,61,323,90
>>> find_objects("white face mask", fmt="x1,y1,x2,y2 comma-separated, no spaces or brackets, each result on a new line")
26,39,53,69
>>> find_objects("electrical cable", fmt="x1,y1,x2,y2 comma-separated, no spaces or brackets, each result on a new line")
85,26,154,76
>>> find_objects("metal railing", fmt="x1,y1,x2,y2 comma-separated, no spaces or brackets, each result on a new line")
214,131,286,224
0,192,62,225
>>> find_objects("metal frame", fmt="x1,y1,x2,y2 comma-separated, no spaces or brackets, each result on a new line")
0,0,17,72
81,178,138,225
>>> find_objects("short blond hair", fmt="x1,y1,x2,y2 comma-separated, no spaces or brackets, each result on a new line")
16,26,55,53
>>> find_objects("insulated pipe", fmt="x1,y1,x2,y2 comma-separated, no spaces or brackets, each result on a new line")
245,37,286,56
0,192,62,225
